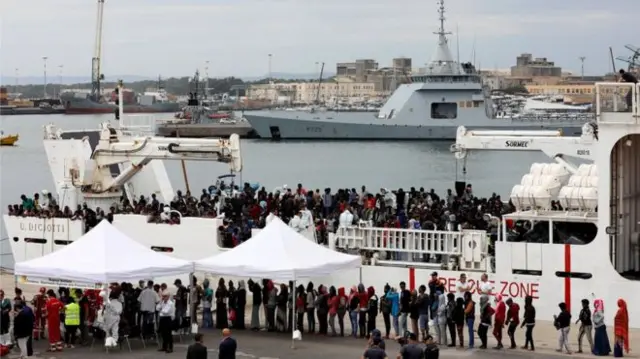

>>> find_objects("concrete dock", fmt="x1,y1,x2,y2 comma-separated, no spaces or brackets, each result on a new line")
155,122,255,138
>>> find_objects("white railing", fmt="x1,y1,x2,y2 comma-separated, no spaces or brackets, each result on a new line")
119,114,161,136
334,226,489,271
595,82,639,124
335,226,462,254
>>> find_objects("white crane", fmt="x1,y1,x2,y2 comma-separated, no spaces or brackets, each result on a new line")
80,128,242,194
450,123,598,173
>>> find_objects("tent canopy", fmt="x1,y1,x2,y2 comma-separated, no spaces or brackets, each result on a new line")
15,220,193,283
194,217,361,280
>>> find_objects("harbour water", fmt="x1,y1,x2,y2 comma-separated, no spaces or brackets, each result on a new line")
0,114,548,268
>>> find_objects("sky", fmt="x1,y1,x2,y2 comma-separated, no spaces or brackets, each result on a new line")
1,0,639,79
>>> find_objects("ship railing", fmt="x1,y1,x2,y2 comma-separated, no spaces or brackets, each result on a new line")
118,114,161,136
509,113,594,122
595,82,639,124
334,226,489,271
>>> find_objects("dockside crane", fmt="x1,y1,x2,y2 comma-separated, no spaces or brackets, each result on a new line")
91,0,106,102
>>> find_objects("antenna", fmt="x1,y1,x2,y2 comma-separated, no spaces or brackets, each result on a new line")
578,56,586,79
434,0,452,42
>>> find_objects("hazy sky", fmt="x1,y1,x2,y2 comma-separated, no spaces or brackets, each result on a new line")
1,0,638,78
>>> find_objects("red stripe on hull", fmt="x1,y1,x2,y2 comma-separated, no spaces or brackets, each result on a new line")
409,267,415,291
564,244,571,312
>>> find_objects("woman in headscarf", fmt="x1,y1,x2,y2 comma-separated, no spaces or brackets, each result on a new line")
614,299,629,357
592,298,611,356
235,281,247,330
215,278,229,329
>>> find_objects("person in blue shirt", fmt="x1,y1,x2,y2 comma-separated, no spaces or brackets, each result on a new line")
383,287,400,338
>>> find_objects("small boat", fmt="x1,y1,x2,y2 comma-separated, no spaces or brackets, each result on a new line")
0,133,18,146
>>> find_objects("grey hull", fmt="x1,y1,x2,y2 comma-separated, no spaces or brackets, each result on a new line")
245,113,588,140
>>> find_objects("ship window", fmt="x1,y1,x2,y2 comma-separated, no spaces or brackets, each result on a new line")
54,240,72,246
465,101,472,108
505,221,596,245
430,102,457,119
25,238,47,244
151,246,174,253
12,237,18,242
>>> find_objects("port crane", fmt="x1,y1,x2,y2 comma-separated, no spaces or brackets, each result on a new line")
91,0,106,102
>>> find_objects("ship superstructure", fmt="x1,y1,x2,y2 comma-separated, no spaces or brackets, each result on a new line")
244,0,592,140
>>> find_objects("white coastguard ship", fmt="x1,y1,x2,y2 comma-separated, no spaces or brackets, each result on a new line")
3,82,639,327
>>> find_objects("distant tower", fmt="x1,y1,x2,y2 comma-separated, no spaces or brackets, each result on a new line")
579,56,586,79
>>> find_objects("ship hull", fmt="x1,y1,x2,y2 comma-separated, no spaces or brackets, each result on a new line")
245,113,588,140
62,97,180,114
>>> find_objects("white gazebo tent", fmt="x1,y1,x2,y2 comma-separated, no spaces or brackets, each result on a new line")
194,216,361,347
15,220,194,284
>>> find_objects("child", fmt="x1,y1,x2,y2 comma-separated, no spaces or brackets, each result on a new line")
554,302,572,354
505,298,520,349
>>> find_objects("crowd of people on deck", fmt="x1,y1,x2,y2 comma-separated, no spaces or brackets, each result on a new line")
9,181,514,246
0,271,631,358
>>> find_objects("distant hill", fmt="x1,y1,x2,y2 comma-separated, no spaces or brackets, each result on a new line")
242,72,335,81
1,72,335,86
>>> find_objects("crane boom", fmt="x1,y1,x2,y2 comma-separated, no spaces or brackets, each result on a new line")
85,126,242,192
450,123,597,165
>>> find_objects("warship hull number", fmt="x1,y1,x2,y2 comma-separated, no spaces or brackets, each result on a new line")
577,149,590,156
306,127,322,133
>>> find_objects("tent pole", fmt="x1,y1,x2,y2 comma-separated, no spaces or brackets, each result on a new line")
291,279,296,349
359,267,363,284
190,272,196,335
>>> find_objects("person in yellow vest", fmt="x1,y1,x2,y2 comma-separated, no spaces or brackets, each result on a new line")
64,297,80,348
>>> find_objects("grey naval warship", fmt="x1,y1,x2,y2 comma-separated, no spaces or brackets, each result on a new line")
245,1,592,140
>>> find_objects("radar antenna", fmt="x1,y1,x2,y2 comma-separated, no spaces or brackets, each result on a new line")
434,0,452,42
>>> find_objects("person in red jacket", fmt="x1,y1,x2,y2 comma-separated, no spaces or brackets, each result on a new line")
505,298,520,349
493,295,506,349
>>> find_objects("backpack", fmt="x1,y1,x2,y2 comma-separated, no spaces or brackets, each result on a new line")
368,295,379,313
339,296,347,310
380,295,391,314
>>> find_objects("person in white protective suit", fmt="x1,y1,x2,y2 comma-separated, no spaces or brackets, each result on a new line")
103,291,123,346
338,206,354,227
289,209,305,232
300,208,314,230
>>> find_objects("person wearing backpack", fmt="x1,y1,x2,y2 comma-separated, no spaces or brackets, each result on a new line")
336,287,348,336
379,285,392,339
366,287,379,338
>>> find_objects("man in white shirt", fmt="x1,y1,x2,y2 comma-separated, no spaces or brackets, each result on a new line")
478,273,493,296
455,273,470,300
156,293,176,353
137,280,160,339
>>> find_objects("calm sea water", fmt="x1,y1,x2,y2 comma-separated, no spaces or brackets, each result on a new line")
0,114,547,267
